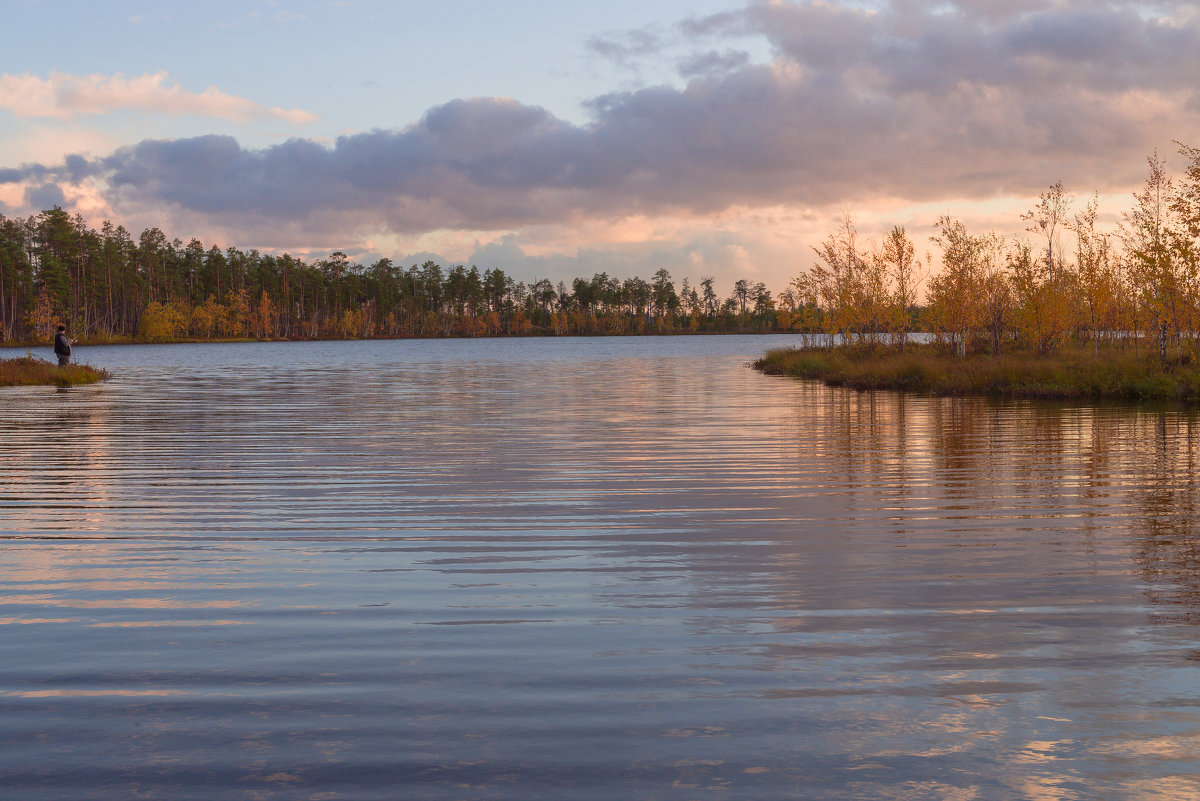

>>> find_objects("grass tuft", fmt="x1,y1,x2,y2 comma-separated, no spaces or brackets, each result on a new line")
0,356,111,388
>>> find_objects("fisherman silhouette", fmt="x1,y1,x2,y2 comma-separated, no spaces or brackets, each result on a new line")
54,325,74,367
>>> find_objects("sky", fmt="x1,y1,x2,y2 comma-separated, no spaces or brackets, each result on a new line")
2,0,1199,292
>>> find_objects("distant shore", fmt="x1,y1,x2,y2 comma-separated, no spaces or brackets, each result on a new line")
754,344,1200,401
0,356,110,388
1,329,798,350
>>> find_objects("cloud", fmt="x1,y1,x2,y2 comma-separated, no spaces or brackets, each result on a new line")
0,71,318,124
25,183,65,209
3,1,1199,260
585,27,667,66
677,50,751,79
735,0,1200,97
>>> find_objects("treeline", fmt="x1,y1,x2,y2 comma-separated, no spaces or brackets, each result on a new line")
795,142,1200,361
10,143,1198,351
0,210,803,343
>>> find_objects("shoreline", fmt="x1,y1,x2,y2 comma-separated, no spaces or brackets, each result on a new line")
2,329,813,350
753,344,1200,402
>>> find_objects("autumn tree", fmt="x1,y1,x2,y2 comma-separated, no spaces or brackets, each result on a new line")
1171,141,1200,348
877,226,922,346
1072,194,1120,355
1121,150,1190,360
1023,180,1072,282
927,217,994,355
799,215,867,346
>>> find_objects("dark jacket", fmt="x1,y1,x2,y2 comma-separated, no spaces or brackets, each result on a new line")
54,331,72,356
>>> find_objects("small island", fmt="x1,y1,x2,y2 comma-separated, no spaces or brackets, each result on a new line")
754,344,1200,401
0,356,110,388
756,143,1200,403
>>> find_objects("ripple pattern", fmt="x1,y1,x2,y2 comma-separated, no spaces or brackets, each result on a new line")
3,337,1200,800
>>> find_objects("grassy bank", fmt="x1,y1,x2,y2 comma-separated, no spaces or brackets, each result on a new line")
754,344,1200,401
0,356,111,388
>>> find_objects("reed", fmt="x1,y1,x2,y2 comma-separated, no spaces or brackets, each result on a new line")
0,356,111,388
754,344,1200,400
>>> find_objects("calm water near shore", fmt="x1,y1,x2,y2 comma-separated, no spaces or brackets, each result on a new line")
3,336,1200,800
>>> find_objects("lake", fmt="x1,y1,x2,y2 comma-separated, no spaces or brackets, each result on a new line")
3,336,1200,800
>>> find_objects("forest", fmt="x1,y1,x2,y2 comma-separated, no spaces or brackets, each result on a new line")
2,143,1198,351
0,210,790,343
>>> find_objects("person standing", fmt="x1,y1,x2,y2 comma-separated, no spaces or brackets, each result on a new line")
54,325,74,367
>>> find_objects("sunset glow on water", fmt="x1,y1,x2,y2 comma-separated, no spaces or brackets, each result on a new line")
4,337,1200,800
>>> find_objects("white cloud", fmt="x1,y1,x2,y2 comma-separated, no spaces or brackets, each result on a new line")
0,71,318,124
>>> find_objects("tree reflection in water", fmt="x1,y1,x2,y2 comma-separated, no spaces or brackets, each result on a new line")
4,338,1200,800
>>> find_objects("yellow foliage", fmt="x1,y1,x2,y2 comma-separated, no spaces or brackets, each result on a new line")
338,308,362,338
253,290,277,339
139,301,188,342
191,296,223,339
603,312,629,334
549,312,568,335
222,289,249,337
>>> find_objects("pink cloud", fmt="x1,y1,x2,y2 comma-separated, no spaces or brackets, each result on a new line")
0,71,317,124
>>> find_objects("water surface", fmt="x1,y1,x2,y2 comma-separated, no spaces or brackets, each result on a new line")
3,337,1200,800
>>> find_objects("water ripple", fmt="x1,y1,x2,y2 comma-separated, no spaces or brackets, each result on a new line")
3,337,1200,800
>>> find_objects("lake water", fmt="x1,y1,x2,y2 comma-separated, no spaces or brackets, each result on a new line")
3,336,1200,800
